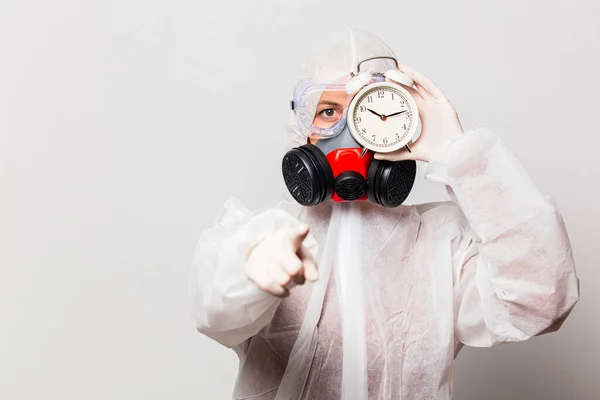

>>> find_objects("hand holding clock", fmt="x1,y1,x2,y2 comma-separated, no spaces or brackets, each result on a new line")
374,63,464,163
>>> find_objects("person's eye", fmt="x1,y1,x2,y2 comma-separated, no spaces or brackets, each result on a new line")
319,108,338,118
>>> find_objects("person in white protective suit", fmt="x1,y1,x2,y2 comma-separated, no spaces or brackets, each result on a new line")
190,26,580,400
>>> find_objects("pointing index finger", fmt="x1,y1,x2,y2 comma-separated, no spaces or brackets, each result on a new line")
286,224,310,252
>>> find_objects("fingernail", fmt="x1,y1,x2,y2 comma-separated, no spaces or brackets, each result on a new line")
296,224,309,234
305,268,318,281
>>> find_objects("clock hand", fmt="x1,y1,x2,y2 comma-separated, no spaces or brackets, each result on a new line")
386,110,408,118
367,108,384,118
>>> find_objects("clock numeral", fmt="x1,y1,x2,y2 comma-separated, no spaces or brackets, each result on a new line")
372,135,376,141
362,128,367,135
383,137,388,144
400,99,405,105
360,106,366,112
403,124,407,130
395,132,401,140
378,90,385,98
367,96,373,103
356,116,362,123
391,93,395,100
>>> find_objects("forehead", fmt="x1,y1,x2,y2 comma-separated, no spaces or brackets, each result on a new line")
319,89,352,107
316,74,358,106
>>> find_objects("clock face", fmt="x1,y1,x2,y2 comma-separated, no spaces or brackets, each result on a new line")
348,82,418,152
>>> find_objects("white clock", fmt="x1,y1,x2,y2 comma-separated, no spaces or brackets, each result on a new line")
347,81,419,153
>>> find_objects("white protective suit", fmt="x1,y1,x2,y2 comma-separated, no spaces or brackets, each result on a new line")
190,27,580,400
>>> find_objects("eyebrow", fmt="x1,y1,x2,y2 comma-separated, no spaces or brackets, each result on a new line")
317,100,344,108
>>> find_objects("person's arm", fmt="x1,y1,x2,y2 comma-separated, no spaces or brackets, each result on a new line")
189,197,317,348
425,127,580,346
373,61,579,346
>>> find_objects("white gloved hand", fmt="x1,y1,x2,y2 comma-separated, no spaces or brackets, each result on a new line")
244,224,318,297
375,63,464,163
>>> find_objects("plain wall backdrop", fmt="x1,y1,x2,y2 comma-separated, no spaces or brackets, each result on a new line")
1,0,598,399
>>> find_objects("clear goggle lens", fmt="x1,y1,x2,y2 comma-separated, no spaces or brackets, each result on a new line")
292,81,351,139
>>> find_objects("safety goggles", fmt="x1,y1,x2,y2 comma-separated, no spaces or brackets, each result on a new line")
290,80,350,139
290,74,391,140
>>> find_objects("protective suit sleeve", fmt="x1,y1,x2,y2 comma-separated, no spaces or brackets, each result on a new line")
424,126,580,347
189,197,316,348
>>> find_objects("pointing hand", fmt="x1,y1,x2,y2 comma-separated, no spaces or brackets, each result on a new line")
245,225,318,297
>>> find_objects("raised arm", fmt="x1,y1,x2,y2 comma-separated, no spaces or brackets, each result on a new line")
426,127,579,346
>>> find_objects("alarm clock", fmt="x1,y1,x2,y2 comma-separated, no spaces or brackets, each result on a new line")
345,63,420,153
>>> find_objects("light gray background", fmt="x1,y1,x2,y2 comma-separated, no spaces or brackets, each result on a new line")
1,0,598,399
